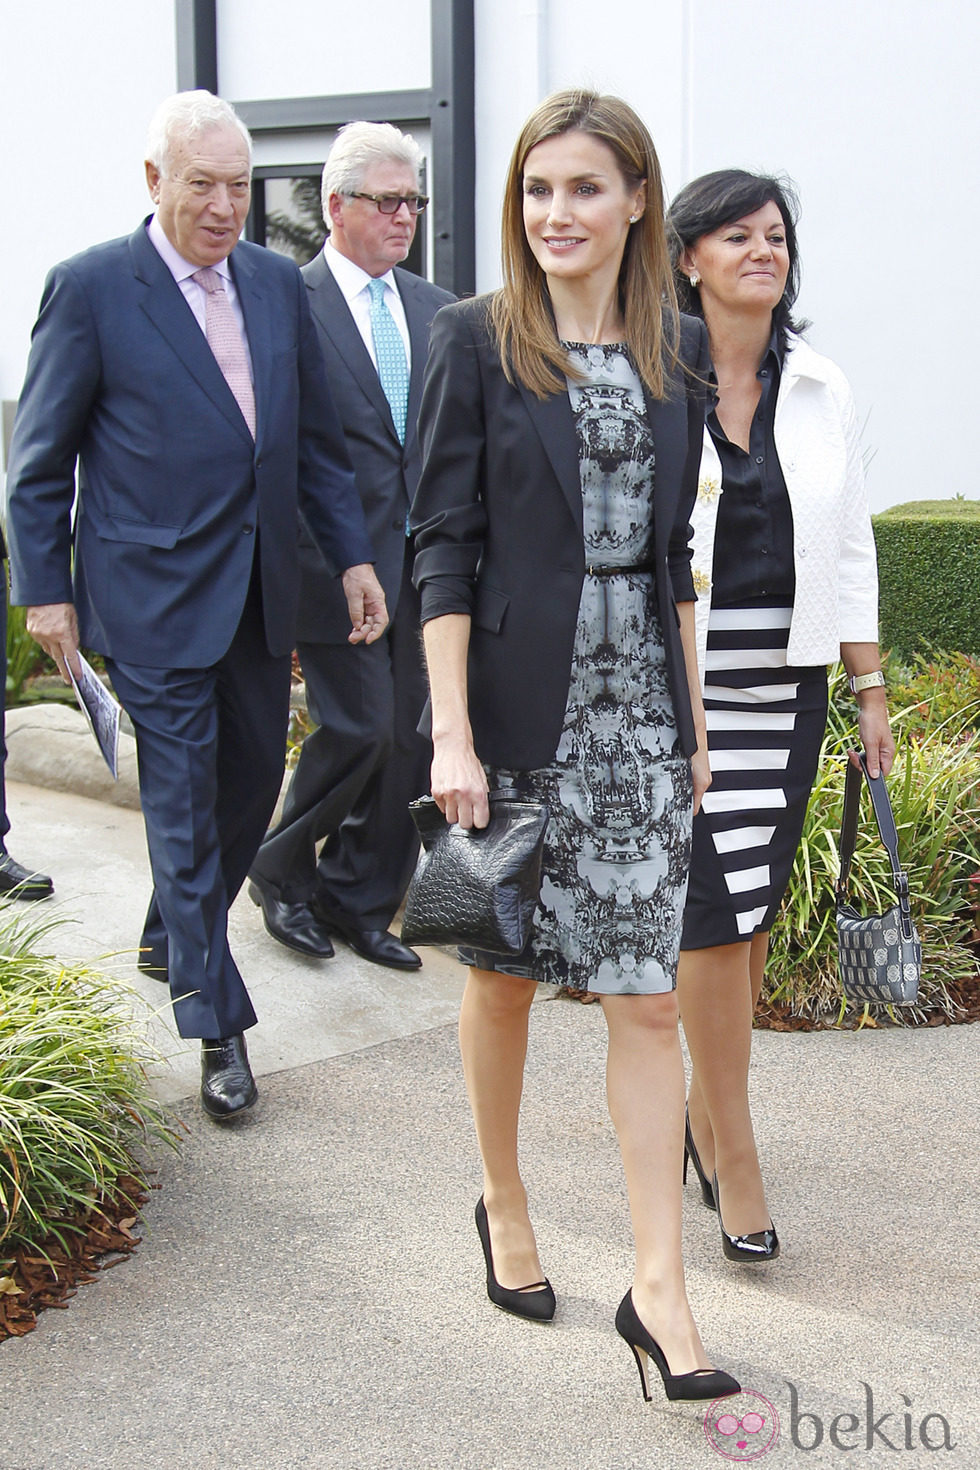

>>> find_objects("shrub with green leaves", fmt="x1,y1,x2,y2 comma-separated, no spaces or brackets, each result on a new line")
0,909,176,1262
873,498,980,659
882,649,980,743
765,666,980,1024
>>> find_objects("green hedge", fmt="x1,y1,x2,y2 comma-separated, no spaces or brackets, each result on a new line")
873,499,980,658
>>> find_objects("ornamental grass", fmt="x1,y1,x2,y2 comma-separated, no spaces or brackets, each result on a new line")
0,906,176,1305
764,665,980,1025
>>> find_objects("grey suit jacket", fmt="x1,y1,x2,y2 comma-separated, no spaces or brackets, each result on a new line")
295,251,454,643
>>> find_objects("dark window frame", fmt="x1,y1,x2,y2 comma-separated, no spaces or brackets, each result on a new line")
174,0,474,295
252,162,426,278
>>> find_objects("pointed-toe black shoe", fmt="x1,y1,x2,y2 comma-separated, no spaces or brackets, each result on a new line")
475,1196,555,1322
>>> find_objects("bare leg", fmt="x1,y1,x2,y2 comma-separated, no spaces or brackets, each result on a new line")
678,934,771,1235
458,965,544,1290
600,991,711,1376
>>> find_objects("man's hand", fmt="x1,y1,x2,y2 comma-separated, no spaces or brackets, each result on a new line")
342,564,388,644
26,602,81,684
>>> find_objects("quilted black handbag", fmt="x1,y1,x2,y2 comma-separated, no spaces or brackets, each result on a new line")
400,789,549,954
835,752,921,1006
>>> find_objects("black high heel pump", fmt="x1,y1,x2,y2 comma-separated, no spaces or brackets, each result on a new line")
615,1291,740,1403
712,1174,780,1262
682,1109,716,1210
475,1197,556,1322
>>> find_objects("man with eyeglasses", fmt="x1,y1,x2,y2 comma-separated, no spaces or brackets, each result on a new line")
249,121,454,971
6,93,386,1120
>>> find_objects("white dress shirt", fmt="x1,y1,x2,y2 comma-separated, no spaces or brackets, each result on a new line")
323,239,412,369
146,214,253,380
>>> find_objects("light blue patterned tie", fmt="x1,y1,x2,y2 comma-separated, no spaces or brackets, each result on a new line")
368,278,409,445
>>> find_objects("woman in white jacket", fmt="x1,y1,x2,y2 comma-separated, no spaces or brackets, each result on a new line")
666,170,894,1263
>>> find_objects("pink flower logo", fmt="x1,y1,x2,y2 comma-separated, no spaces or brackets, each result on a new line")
704,1389,780,1460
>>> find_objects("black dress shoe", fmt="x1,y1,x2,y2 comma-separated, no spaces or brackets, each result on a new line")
683,1109,717,1211
713,1174,780,1263
200,1034,258,1118
615,1290,739,1402
247,878,334,958
475,1196,555,1322
320,913,421,970
0,850,54,902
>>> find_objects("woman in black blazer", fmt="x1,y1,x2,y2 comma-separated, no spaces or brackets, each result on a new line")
412,90,738,1404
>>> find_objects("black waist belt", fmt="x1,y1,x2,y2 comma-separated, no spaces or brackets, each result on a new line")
585,561,656,578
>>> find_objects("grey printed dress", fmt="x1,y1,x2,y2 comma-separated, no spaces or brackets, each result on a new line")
460,343,693,994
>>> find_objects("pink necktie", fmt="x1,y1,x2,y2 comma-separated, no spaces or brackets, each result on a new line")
192,267,256,438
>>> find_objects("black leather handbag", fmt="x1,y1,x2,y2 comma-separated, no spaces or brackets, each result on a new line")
400,789,550,954
836,753,921,1006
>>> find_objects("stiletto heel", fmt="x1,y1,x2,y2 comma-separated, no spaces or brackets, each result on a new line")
615,1291,739,1403
712,1173,780,1262
474,1197,556,1322
683,1109,717,1211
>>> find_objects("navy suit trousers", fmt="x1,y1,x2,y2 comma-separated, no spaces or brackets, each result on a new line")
109,566,291,1039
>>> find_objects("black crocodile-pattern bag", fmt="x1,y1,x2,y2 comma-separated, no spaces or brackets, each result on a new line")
401,790,549,954
836,753,920,1006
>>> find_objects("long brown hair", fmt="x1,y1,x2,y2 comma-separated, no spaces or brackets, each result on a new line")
489,89,679,400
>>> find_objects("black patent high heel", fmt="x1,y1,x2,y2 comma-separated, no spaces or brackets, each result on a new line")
615,1291,740,1403
475,1197,556,1322
683,1109,717,1211
712,1173,780,1262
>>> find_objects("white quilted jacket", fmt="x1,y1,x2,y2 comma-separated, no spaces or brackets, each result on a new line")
689,337,880,683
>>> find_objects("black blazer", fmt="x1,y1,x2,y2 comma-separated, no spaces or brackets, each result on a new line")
295,254,454,643
411,295,709,769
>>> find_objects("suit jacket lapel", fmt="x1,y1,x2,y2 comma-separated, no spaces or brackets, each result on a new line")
306,253,398,440
517,356,686,549
642,383,683,556
129,224,254,445
516,382,583,531
230,245,272,445
399,269,430,456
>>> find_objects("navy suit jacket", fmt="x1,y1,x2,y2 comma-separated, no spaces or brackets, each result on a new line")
5,220,374,667
412,296,709,769
294,252,454,644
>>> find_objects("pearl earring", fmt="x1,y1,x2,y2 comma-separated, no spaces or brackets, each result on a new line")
629,214,639,224
689,272,700,288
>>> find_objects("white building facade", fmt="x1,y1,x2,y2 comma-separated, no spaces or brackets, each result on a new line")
2,0,977,510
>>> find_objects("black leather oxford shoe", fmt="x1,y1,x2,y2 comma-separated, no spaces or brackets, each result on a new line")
0,850,53,902
320,913,422,971
200,1034,258,1119
247,877,334,958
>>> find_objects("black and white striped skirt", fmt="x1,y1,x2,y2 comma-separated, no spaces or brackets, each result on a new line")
681,601,828,950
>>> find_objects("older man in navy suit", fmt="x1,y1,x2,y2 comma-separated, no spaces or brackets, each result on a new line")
248,123,453,970
5,92,386,1119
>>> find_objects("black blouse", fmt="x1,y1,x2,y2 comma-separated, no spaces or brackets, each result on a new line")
707,334,795,606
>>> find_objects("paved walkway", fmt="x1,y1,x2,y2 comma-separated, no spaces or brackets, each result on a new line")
1,775,978,1469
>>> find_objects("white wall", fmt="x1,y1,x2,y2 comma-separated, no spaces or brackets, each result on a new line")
0,0,176,409
474,0,980,510
474,0,688,290
4,0,977,509
216,0,430,98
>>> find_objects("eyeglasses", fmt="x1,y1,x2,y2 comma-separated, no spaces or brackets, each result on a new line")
346,192,429,215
